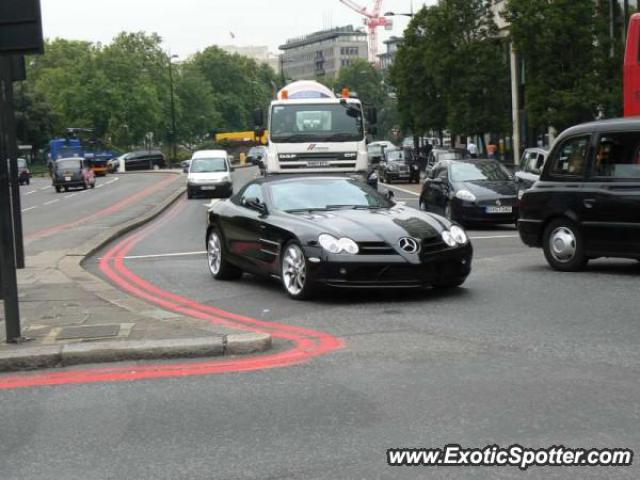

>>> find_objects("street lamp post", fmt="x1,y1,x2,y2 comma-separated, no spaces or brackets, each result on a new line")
168,54,178,165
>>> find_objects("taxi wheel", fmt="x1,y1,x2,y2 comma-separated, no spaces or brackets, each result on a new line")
55,186,62,193
64,186,69,192
543,218,588,272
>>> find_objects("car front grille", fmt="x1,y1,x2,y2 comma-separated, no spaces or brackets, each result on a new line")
357,241,396,255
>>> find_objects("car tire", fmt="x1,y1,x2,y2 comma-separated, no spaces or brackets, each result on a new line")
207,228,242,280
281,240,314,300
55,185,62,193
542,218,588,272
187,189,193,199
64,186,69,192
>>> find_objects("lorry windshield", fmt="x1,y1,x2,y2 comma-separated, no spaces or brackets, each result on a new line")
270,104,364,143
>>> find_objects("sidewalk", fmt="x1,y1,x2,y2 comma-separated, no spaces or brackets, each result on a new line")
0,172,271,372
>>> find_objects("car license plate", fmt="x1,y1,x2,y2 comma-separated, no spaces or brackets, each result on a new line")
486,206,512,214
307,160,330,167
201,186,216,191
64,176,72,181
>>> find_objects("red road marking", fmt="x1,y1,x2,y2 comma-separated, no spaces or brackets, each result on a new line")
25,175,178,242
0,200,344,390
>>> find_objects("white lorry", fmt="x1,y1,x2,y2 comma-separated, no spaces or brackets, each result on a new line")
253,80,378,187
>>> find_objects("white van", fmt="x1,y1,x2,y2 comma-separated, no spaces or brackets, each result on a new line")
187,150,234,199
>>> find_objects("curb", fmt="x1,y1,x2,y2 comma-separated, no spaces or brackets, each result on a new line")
5,173,273,373
0,334,272,372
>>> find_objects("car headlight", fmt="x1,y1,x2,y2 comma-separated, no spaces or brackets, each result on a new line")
441,231,457,247
318,234,359,254
450,225,468,244
455,190,476,202
219,175,231,183
387,164,398,171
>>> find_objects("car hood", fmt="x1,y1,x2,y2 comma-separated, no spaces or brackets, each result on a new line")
290,206,449,244
189,172,229,181
458,180,516,199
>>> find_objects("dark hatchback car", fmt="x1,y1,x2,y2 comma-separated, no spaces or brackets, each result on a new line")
52,157,96,192
515,147,548,199
518,118,640,271
420,159,518,226
122,150,166,170
205,176,472,299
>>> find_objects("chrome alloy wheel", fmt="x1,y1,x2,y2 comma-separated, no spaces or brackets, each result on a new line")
207,232,222,276
549,226,577,263
282,244,306,296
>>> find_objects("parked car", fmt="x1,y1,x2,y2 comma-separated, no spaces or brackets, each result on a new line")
187,150,234,199
17,158,31,185
205,176,472,299
52,157,96,192
516,147,548,199
518,118,640,271
121,150,166,171
420,159,518,226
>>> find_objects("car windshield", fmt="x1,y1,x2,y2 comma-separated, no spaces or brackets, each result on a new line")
450,161,513,182
270,103,364,143
269,179,392,212
386,150,405,162
190,158,227,173
56,159,82,170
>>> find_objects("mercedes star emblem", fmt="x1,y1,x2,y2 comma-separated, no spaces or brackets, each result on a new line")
399,237,420,254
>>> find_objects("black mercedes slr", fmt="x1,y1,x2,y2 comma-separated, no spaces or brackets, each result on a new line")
205,176,473,299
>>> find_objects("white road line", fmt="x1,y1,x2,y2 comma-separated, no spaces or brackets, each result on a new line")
96,184,104,188
43,199,59,206
22,206,38,213
24,190,37,195
385,184,420,197
120,251,207,260
65,193,78,199
39,186,50,191
470,234,519,240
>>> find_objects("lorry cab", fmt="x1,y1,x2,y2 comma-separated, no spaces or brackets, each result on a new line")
258,81,377,186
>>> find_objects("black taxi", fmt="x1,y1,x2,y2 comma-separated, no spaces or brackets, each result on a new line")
518,118,640,271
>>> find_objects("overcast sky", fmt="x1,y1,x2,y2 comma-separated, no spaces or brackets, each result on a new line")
41,0,436,58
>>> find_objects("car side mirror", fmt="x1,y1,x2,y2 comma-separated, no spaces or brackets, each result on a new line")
243,197,268,214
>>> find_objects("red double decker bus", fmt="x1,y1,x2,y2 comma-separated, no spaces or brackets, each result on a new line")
624,14,640,116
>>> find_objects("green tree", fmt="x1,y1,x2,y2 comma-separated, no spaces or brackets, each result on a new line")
505,0,611,131
335,58,384,108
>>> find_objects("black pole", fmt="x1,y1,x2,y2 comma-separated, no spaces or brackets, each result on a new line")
6,58,25,269
0,57,22,343
168,56,177,164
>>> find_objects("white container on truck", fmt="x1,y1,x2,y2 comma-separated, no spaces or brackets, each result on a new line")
253,80,378,187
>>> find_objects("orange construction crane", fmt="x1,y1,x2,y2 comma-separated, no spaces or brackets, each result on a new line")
339,0,392,63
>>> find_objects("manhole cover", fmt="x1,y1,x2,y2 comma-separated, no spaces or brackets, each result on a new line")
57,324,121,340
